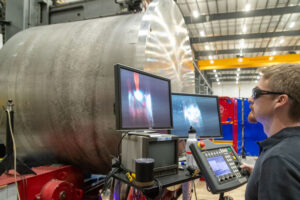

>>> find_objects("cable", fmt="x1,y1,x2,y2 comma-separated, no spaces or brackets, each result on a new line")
193,180,198,200
7,110,21,200
154,178,163,200
117,133,128,160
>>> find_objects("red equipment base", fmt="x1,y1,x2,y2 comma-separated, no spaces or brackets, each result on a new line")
0,165,84,200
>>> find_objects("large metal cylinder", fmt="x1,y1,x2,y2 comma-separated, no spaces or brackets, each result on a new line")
0,0,194,174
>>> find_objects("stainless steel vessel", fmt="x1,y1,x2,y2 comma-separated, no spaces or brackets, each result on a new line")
0,0,194,173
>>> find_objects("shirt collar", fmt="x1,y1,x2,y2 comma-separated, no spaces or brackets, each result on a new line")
257,126,300,154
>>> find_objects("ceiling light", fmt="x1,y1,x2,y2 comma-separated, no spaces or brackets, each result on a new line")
257,76,260,79
200,31,205,37
213,69,217,73
269,56,274,61
237,68,240,71
216,78,219,81
242,26,247,33
193,11,199,18
255,80,258,83
208,55,213,60
237,74,239,77
236,81,239,84
236,77,239,81
239,39,245,48
244,4,251,11
205,45,210,50
238,58,243,62
279,39,284,44
259,72,263,75
210,60,214,64
272,51,277,55
289,22,295,28
218,82,220,85
215,74,218,78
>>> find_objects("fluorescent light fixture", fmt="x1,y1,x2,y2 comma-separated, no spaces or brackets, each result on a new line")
237,68,240,71
244,4,251,11
210,60,214,64
255,80,258,83
193,11,199,18
269,56,274,61
242,26,247,33
238,58,243,62
200,31,205,37
215,74,218,78
216,78,219,81
208,55,213,60
236,81,239,84
289,22,295,28
205,45,210,50
236,77,239,81
239,39,245,48
257,76,260,79
218,82,220,85
237,73,239,77
213,69,217,73
280,39,284,44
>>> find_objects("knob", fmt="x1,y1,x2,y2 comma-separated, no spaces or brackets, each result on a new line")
240,168,250,176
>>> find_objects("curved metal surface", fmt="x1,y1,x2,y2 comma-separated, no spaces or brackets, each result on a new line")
136,0,195,93
0,0,194,173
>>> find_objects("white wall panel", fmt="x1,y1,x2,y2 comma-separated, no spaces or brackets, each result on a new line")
212,81,257,98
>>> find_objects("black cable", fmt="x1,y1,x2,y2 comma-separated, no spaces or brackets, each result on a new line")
154,177,163,200
117,133,128,160
193,181,198,200
102,167,120,194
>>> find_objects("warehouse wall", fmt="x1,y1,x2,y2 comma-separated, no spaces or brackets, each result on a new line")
212,81,257,98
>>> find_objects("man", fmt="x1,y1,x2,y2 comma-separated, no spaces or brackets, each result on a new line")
241,63,300,200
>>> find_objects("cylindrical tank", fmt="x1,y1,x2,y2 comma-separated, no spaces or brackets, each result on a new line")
0,0,195,174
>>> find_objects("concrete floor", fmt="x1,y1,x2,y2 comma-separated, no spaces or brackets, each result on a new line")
187,180,247,200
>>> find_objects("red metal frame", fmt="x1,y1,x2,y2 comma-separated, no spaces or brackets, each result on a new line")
218,97,238,152
0,165,84,200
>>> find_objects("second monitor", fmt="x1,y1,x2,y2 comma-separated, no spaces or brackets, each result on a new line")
171,93,223,138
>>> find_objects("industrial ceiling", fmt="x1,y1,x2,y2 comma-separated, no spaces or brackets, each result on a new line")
176,0,300,83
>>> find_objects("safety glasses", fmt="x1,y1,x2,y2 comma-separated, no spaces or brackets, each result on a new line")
252,87,286,99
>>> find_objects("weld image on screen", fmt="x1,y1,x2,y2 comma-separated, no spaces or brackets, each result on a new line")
120,68,171,129
207,156,231,177
171,95,221,137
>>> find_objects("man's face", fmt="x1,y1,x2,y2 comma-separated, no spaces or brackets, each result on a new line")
248,78,276,124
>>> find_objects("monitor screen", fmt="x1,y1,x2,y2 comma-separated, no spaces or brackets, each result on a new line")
114,64,173,130
171,93,223,138
207,155,232,177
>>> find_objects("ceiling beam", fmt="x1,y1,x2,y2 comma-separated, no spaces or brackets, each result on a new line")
184,5,300,24
197,54,300,70
191,30,300,44
207,73,258,77
195,46,300,57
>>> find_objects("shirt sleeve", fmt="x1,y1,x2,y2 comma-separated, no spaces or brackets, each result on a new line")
258,156,300,200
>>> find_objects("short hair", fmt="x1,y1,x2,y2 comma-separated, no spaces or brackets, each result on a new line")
259,63,300,121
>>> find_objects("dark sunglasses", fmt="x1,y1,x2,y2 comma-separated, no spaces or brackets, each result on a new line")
252,87,286,99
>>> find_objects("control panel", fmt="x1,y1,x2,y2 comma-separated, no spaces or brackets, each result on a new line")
190,140,249,194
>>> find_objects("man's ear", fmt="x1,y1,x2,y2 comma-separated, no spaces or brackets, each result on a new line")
274,94,289,109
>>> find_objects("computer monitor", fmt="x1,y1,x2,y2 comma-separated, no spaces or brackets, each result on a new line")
171,93,223,138
114,64,173,130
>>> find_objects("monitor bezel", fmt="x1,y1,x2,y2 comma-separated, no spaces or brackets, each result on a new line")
170,92,223,138
114,63,173,131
